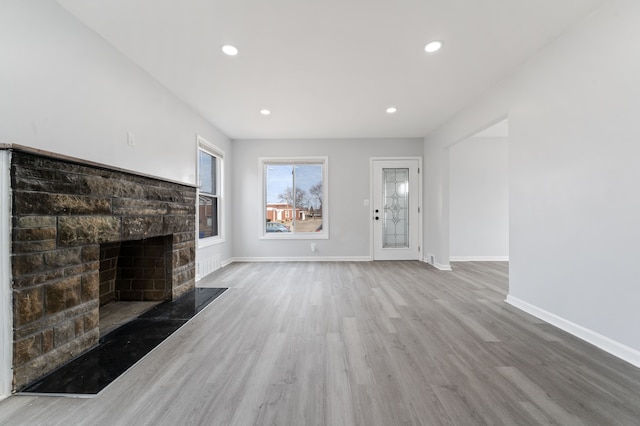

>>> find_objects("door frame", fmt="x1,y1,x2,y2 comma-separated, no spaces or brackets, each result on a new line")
370,157,423,261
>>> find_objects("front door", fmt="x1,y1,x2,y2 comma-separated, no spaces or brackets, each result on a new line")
372,158,421,260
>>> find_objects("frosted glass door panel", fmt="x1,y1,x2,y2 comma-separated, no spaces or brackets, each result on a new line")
383,168,409,248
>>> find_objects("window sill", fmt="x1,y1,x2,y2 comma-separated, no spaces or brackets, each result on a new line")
198,236,225,249
260,233,328,240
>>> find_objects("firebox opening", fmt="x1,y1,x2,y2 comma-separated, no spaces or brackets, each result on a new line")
98,236,172,336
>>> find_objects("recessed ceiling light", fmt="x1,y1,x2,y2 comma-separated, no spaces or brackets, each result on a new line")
424,40,443,53
260,109,271,115
386,107,397,114
221,45,238,56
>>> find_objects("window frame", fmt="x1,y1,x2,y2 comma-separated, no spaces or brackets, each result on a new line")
259,156,329,240
197,135,225,247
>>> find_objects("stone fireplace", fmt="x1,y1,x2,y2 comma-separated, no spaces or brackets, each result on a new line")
8,147,197,390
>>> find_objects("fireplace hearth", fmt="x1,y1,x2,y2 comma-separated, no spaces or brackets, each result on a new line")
8,147,197,391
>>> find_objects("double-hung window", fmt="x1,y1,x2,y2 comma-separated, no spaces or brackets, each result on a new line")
260,157,328,239
197,136,223,244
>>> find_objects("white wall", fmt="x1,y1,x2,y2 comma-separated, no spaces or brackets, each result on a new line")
449,137,509,260
0,0,230,185
232,138,423,259
424,0,640,365
0,0,233,271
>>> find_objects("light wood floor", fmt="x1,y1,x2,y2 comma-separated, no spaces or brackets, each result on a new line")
2,261,640,425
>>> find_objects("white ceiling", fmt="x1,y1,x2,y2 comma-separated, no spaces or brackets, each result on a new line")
56,0,602,140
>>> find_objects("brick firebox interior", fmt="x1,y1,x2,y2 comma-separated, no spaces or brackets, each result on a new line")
9,147,197,390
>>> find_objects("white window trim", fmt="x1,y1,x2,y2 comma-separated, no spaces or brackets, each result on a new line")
259,156,329,240
197,135,225,248
0,150,12,400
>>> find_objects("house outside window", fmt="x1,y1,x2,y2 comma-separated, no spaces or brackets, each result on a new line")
260,157,328,239
198,136,224,245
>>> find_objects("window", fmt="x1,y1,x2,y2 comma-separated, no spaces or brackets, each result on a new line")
260,157,328,239
197,136,224,244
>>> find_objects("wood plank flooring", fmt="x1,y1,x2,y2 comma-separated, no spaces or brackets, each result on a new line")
2,261,640,425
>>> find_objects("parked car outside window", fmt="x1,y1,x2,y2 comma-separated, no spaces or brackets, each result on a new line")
266,222,290,233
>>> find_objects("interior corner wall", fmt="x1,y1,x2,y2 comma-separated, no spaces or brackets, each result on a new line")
0,1,233,273
449,137,509,260
423,140,451,270
423,0,640,363
231,138,423,260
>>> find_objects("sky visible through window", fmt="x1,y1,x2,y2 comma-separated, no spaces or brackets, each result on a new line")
199,151,215,194
266,164,322,209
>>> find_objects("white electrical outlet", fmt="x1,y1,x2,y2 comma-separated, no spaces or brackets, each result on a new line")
310,243,317,252
127,132,135,147
363,199,369,207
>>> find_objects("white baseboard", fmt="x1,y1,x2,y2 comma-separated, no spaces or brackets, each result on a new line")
450,256,509,262
421,258,452,271
506,295,640,369
220,258,234,268
230,256,371,263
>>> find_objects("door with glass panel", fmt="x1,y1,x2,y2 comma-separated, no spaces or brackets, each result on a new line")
372,159,421,260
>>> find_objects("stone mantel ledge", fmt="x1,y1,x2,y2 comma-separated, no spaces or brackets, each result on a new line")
0,143,197,189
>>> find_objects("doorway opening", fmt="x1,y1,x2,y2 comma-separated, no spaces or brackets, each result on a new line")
448,118,509,262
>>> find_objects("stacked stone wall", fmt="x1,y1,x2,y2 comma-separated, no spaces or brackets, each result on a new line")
10,150,196,390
